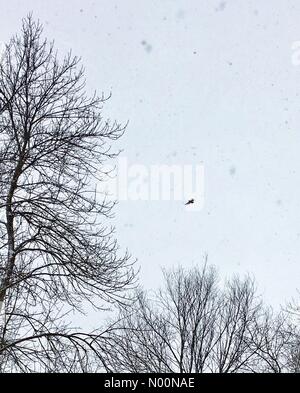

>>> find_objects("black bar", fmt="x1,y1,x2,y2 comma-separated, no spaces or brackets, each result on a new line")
0,373,298,391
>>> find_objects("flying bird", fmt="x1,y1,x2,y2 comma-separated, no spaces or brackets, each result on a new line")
185,199,194,205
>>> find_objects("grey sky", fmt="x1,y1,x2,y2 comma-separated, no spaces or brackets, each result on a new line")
1,0,300,309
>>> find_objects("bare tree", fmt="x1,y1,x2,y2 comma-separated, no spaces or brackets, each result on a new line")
104,264,291,373
278,296,300,372
0,16,136,372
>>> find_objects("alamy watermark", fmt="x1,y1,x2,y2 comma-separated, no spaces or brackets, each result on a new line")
103,157,204,211
291,41,300,66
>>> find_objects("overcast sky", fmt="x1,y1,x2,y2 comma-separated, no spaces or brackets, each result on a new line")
1,0,300,310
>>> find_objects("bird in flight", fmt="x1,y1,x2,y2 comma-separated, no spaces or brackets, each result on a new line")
185,199,194,205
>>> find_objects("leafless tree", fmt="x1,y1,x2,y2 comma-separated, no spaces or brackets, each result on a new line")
0,16,136,372
278,296,300,372
103,264,292,373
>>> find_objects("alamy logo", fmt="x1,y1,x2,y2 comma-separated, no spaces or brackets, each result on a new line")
291,41,300,66
103,157,205,211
